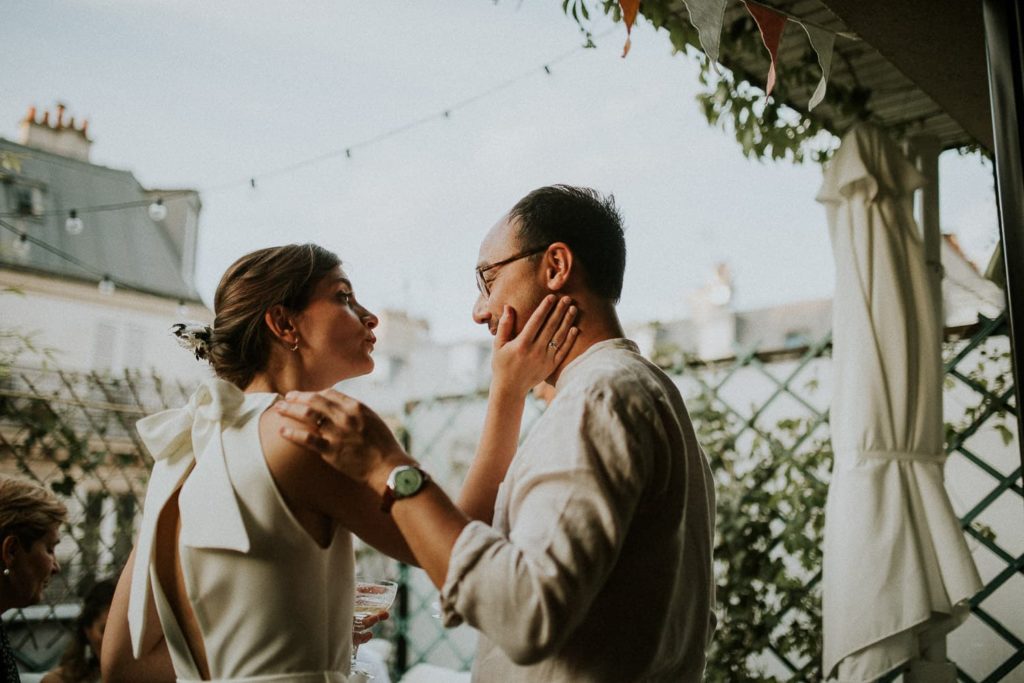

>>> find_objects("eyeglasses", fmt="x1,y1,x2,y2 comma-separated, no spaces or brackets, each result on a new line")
475,245,549,298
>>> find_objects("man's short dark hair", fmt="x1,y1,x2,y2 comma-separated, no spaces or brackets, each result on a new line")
508,185,626,302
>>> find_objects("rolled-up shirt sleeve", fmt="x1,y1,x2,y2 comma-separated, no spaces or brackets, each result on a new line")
439,389,652,665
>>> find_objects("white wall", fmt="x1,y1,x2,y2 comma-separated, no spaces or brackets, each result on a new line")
1,270,213,382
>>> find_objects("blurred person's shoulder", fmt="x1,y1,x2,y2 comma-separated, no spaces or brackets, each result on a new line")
38,668,70,683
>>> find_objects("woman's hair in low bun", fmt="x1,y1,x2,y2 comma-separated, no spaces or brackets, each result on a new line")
198,243,341,389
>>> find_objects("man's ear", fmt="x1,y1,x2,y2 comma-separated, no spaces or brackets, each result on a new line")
263,304,299,348
542,243,573,291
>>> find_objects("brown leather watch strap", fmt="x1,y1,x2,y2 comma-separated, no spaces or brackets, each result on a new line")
380,487,398,514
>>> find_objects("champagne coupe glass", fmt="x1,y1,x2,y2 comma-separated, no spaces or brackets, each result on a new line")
352,579,398,679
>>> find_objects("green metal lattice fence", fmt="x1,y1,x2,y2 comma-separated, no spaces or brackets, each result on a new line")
389,314,1021,682
0,366,192,672
0,314,1020,681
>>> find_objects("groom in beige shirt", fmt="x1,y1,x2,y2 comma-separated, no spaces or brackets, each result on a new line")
283,185,717,681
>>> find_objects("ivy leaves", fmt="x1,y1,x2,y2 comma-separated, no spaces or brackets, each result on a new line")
563,0,856,163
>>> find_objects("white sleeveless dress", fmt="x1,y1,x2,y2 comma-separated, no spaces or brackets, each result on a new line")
128,378,356,683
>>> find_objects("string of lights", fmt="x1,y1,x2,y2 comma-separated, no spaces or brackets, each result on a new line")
4,27,613,218
0,189,196,220
204,30,610,192
1,197,179,236
2,219,126,294
1,27,616,297
0,216,187,302
0,2,868,303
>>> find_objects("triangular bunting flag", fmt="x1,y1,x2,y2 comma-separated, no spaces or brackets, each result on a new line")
744,1,787,96
619,0,640,57
799,22,835,110
682,0,729,73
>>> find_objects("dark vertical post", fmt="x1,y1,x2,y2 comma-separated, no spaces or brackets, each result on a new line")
983,0,1024,488
79,490,105,594
394,422,412,676
396,563,409,676
113,493,136,571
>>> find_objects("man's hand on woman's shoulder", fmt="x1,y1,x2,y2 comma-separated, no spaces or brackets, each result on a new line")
275,390,414,496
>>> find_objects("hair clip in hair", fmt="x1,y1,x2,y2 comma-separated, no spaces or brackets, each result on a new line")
172,322,213,361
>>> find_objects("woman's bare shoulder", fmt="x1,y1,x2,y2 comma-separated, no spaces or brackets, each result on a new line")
257,402,355,513
257,403,332,485
258,402,310,460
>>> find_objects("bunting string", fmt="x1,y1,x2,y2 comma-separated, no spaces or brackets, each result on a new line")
620,0,860,111
4,1,862,226
744,0,859,40
5,0,858,225
618,0,640,56
6,0,864,282
683,0,729,73
801,21,836,110
745,1,788,96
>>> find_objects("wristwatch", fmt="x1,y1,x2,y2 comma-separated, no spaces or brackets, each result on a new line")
380,465,431,513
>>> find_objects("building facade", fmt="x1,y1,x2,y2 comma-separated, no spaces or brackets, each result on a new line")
0,103,212,380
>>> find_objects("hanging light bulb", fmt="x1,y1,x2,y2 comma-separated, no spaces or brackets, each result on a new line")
148,198,167,221
98,275,116,296
65,209,84,235
176,299,189,317
12,233,31,258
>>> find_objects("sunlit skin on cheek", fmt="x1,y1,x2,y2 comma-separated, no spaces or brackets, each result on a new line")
495,280,547,337
14,527,61,606
473,217,547,336
294,267,379,387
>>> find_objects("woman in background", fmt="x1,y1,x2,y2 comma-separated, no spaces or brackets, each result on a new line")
0,475,67,683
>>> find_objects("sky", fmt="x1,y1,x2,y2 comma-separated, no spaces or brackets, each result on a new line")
2,0,1000,343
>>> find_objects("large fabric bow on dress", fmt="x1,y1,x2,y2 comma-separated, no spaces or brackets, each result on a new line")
128,378,251,657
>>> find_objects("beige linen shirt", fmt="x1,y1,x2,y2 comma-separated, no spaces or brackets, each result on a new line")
441,338,716,682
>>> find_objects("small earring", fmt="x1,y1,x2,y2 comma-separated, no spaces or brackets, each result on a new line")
2,568,9,577
291,339,299,352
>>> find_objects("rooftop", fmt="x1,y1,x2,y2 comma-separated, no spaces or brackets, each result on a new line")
0,128,202,302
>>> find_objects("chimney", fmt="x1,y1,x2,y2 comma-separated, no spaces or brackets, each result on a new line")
18,103,93,161
687,262,737,360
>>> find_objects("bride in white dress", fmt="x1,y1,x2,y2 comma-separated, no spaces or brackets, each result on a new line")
100,243,577,683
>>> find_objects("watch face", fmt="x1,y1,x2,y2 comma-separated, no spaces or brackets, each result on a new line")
394,467,424,497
